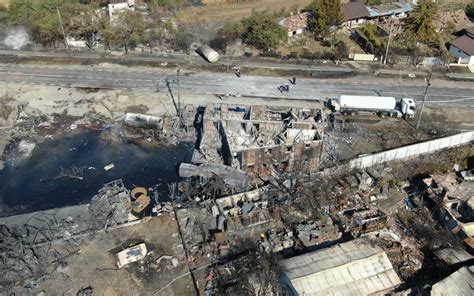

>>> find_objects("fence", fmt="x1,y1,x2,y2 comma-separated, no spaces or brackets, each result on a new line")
349,131,474,169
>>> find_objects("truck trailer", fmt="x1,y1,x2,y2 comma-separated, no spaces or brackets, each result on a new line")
328,95,416,118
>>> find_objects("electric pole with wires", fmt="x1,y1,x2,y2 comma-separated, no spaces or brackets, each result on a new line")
416,75,432,130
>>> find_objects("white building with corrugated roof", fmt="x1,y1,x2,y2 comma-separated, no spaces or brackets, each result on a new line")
431,265,474,296
281,239,402,295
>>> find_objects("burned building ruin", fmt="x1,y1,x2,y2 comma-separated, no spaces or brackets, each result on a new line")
191,103,324,177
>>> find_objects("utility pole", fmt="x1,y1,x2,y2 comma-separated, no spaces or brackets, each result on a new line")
177,68,181,111
416,76,431,130
56,2,68,51
384,15,394,65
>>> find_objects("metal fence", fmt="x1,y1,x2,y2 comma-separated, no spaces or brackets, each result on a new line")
349,131,474,169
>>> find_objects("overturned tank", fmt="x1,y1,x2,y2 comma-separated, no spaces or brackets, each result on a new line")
124,113,163,129
196,45,219,63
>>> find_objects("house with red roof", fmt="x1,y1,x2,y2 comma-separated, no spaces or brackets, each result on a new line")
279,12,310,38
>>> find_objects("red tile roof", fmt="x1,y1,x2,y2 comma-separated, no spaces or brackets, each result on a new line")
450,35,474,56
282,12,309,32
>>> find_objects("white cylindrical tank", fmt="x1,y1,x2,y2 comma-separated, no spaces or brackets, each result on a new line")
338,95,396,111
124,113,163,129
196,45,219,63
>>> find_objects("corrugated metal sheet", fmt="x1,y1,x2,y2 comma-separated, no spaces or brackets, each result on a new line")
431,266,474,296
283,239,401,295
434,248,473,265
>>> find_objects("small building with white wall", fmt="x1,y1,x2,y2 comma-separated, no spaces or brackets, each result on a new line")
108,0,135,21
449,27,474,65
279,12,309,38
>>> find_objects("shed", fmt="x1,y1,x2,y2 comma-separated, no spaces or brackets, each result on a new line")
342,1,370,30
280,12,310,37
342,1,369,22
281,239,401,295
431,265,474,296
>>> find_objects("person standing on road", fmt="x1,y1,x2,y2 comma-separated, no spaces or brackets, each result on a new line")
292,77,296,85
233,67,241,78
285,83,289,92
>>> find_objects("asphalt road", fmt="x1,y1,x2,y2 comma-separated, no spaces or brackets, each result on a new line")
1,63,473,106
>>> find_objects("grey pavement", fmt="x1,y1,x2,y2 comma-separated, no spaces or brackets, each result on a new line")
0,63,473,106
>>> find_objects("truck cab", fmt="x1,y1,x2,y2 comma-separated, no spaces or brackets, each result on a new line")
400,98,416,118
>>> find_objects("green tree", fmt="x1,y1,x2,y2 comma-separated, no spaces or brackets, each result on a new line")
149,0,187,11
102,10,147,53
404,0,438,44
305,0,321,12
0,4,9,24
466,2,474,19
355,23,385,54
8,0,75,46
240,11,285,50
367,0,382,5
308,0,343,38
437,34,451,65
210,21,244,51
60,3,100,49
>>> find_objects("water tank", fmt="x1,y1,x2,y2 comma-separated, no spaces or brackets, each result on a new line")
338,95,396,111
196,45,219,63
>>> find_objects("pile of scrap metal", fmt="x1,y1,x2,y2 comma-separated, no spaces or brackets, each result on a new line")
210,232,231,257
350,208,388,236
154,254,180,271
367,232,423,280
151,202,174,216
129,187,151,215
123,111,193,144
294,218,342,248
0,212,81,287
204,269,215,296
328,168,404,212
179,162,252,192
177,209,213,265
212,187,274,233
422,173,474,251
259,228,294,253
88,179,134,229
256,217,343,254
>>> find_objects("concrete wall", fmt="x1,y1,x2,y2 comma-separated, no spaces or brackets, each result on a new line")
349,131,474,169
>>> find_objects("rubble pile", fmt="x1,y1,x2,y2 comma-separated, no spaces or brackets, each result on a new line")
294,218,342,248
421,172,474,251
0,225,43,285
0,212,81,288
88,179,132,229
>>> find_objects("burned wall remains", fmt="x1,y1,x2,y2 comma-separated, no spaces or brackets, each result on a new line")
197,103,324,175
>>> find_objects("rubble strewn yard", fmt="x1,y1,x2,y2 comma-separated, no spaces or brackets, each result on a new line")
2,0,474,292
1,72,474,295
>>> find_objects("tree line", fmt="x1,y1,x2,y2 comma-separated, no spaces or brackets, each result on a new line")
3,0,184,52
1,0,471,59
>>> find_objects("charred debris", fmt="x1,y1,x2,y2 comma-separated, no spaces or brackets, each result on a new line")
1,101,473,294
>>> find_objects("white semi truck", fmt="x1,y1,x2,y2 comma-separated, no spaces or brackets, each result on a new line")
328,95,416,118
